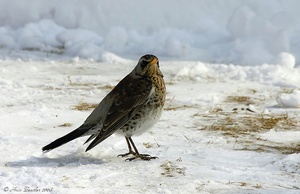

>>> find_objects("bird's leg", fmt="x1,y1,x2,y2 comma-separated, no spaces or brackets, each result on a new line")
125,137,158,161
117,137,136,157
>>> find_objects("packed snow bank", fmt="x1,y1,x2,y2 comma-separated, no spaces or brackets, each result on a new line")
0,0,300,65
174,61,300,88
276,89,300,108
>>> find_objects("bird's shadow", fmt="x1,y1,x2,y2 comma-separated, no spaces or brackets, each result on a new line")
5,153,106,168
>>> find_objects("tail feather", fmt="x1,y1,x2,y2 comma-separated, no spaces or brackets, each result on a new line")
42,124,95,152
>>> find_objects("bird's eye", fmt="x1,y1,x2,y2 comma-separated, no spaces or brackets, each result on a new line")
140,60,148,68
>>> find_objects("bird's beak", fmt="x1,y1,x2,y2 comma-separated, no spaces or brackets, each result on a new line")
149,57,158,65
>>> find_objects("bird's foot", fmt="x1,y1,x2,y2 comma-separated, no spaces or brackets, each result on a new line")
117,152,157,161
125,154,158,161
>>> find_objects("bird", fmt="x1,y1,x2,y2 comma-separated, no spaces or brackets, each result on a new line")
42,54,166,161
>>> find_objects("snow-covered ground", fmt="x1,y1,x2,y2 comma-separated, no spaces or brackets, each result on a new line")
0,1,300,194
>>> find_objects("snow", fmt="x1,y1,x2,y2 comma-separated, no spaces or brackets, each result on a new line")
0,0,300,65
276,89,300,108
0,0,300,193
271,52,296,69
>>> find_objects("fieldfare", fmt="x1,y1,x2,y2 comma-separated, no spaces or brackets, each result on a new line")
42,54,166,161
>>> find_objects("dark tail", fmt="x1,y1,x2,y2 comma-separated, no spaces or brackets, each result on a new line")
42,124,94,152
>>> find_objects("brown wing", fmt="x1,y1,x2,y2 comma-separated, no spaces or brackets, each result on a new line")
85,75,152,151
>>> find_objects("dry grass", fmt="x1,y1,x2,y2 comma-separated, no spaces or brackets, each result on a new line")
44,75,115,91
71,83,114,91
58,123,72,127
45,78,114,111
225,96,253,104
44,78,115,91
68,76,115,90
160,160,186,177
226,181,263,189
143,142,155,148
224,95,266,106
239,143,300,155
72,102,98,111
200,110,297,135
163,96,195,111
198,109,299,154
164,105,194,111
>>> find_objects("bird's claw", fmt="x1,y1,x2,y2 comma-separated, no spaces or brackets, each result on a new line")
118,152,158,161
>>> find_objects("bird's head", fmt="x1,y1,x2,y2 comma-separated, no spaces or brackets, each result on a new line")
133,54,163,78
